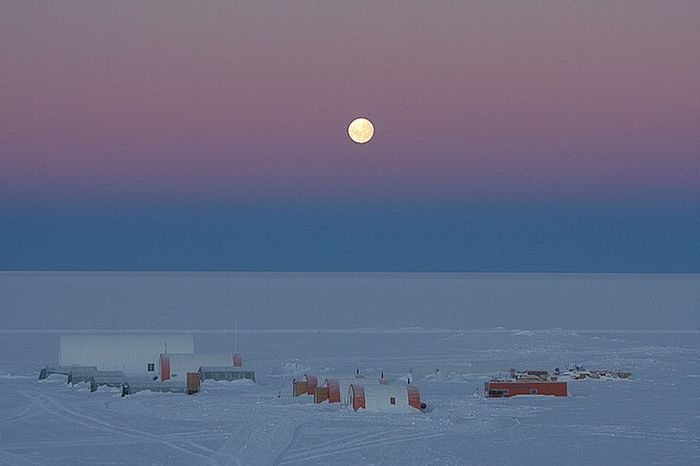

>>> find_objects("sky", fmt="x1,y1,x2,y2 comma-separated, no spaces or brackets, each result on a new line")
1,1,699,271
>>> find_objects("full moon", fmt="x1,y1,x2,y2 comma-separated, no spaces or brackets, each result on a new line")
347,117,374,144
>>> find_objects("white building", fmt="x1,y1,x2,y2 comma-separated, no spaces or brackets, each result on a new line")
346,383,424,412
59,334,194,375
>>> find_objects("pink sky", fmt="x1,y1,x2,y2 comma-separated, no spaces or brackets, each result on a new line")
1,1,699,201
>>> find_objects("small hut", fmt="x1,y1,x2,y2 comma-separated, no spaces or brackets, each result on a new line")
292,374,318,397
347,384,425,412
314,379,341,404
187,372,201,395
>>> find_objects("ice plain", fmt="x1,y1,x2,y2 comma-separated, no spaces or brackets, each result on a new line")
1,272,699,465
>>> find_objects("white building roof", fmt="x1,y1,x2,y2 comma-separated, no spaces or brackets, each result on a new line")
60,334,194,374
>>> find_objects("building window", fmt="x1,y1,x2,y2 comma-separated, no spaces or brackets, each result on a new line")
390,397,396,405
530,388,538,395
147,363,155,372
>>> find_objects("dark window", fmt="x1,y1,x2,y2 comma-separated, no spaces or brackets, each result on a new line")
390,397,396,405
530,388,538,395
147,363,155,372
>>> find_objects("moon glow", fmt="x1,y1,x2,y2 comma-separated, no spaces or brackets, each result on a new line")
348,117,374,144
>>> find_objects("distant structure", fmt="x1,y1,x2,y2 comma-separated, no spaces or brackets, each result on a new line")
199,366,255,382
292,374,318,397
314,379,341,404
59,334,194,374
347,384,425,412
484,380,567,397
122,372,200,396
159,353,238,381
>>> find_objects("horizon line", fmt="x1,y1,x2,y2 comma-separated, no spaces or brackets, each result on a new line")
2,328,699,335
2,270,700,276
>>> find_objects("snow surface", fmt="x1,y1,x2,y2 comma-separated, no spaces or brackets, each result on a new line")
1,273,699,465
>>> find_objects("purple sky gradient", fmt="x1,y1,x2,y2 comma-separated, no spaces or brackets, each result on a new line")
1,1,699,202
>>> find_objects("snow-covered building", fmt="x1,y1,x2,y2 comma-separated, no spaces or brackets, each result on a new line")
122,373,200,396
346,384,424,412
89,372,126,392
199,366,255,382
159,353,238,381
59,334,194,375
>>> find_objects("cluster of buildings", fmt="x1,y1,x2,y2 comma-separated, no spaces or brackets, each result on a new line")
484,366,632,398
292,372,426,412
39,334,632,409
555,366,632,381
40,334,254,396
40,333,428,414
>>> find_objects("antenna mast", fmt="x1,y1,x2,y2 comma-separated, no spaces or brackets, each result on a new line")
234,317,238,354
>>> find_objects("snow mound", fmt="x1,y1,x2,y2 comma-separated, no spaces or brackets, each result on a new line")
269,360,313,378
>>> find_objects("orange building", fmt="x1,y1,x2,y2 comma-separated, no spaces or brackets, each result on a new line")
485,380,567,398
292,374,318,396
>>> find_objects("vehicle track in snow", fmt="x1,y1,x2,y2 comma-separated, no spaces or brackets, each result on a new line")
282,427,383,456
270,422,304,466
0,448,43,466
23,389,236,465
278,427,446,464
2,432,230,451
0,400,40,427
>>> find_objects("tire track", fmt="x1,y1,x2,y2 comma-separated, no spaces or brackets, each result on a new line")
24,389,236,464
271,423,304,466
0,448,43,466
0,402,40,426
284,428,383,455
279,430,446,464
3,432,228,451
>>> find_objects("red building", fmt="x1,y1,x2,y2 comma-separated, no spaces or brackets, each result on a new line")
485,380,567,398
